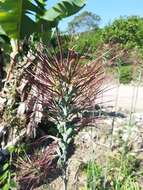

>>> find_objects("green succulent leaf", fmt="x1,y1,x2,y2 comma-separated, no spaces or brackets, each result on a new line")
63,127,73,141
67,137,72,144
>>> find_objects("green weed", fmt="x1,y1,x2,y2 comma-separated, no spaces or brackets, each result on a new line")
84,152,141,190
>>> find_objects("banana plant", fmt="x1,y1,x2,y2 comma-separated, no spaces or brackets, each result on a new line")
0,0,85,80
0,0,85,39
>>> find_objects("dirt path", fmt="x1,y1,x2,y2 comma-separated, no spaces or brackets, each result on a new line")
100,84,143,112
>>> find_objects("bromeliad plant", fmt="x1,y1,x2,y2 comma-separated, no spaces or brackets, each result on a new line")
25,40,104,189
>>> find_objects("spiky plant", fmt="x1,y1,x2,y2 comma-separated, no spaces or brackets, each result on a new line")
16,140,58,190
25,40,104,189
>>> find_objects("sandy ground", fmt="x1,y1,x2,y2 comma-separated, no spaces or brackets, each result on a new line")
99,84,143,112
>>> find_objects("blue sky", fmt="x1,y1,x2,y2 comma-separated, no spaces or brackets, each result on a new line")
47,0,143,30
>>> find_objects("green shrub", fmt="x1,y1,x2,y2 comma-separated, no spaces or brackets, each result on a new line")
71,29,103,54
119,65,133,84
102,16,143,50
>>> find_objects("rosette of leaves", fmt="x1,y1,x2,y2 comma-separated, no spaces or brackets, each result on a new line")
15,140,58,189
25,41,104,189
